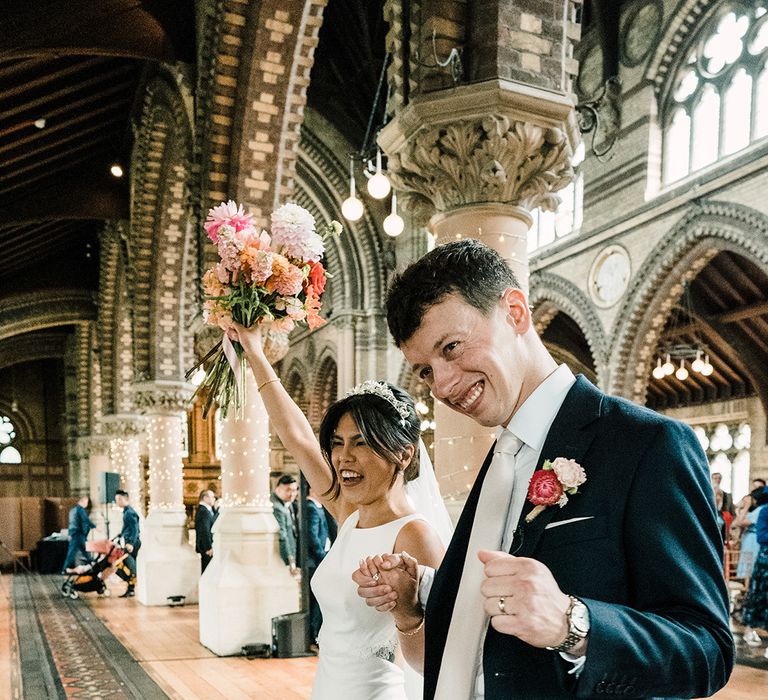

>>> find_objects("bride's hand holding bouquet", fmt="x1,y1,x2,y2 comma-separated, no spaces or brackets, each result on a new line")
188,200,341,417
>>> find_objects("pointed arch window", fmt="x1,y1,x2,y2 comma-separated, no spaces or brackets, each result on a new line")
0,415,21,463
663,4,768,184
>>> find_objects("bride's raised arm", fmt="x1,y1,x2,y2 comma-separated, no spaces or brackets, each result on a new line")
229,323,342,520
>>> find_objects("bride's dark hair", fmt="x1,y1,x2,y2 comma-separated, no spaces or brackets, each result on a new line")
318,383,421,501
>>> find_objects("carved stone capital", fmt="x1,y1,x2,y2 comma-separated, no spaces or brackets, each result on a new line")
102,413,146,439
131,381,194,415
379,80,579,214
75,434,112,459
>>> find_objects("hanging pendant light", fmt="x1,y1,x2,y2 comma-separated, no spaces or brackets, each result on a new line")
383,192,404,237
675,358,689,381
652,357,665,380
367,148,391,199
662,353,674,376
341,156,364,222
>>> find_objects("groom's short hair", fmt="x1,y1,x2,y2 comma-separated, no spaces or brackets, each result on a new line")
386,239,520,346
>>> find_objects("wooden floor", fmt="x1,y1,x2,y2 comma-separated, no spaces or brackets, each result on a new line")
1,572,767,699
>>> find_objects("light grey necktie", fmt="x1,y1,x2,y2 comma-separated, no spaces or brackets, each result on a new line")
435,429,524,700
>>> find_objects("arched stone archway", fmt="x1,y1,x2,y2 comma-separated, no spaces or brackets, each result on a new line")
609,201,768,405
310,353,338,429
529,272,607,386
130,72,197,382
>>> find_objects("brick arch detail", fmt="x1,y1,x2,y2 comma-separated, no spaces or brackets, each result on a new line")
130,72,196,381
609,201,768,403
529,271,608,383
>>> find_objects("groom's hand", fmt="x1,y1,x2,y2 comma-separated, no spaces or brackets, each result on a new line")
478,550,573,650
353,553,422,622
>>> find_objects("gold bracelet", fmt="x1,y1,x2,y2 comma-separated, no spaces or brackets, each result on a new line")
257,378,281,392
395,614,425,637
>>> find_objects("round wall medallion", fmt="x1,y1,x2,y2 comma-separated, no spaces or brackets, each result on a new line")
622,1,662,67
589,244,632,307
578,42,604,97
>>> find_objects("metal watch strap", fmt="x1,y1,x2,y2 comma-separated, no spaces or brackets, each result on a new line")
547,595,587,653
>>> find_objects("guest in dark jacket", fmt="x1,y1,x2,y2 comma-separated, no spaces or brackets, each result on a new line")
195,489,217,574
306,487,330,643
62,495,95,572
115,489,141,597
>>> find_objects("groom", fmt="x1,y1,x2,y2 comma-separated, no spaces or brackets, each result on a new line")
355,239,733,698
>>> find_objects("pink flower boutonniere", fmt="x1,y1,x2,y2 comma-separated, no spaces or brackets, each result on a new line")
525,457,586,523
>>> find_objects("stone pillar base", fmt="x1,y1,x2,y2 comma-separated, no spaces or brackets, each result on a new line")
199,507,300,656
136,509,199,606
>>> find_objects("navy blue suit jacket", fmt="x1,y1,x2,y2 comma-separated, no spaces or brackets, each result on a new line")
424,376,734,699
306,499,329,567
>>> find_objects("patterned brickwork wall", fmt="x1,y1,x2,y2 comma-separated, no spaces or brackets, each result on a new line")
130,73,195,382
96,223,119,416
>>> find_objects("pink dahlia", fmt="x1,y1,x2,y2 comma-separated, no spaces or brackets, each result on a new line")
204,200,254,243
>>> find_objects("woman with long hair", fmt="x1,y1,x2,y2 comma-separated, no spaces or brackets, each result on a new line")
230,323,451,699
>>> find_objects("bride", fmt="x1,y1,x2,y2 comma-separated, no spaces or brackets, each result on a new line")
230,323,452,700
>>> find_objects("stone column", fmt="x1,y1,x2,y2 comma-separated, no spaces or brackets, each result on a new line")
131,380,199,606
200,372,299,656
336,316,357,397
77,434,112,539
379,64,579,505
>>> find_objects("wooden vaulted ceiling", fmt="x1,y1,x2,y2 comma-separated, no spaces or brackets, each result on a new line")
0,0,195,298
646,251,768,412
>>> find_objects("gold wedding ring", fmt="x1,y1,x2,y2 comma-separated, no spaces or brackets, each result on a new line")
497,596,506,614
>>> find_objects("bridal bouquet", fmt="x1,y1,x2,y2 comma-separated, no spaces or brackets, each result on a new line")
189,200,341,417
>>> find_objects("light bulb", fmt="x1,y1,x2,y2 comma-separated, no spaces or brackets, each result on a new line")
383,192,404,237
420,419,431,431
675,359,688,381
367,149,391,199
34,118,46,129
342,195,364,221
342,159,364,221
691,350,704,373
701,356,714,376
662,353,674,376
652,358,665,380
110,162,124,178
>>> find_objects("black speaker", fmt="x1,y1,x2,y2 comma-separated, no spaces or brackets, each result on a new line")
99,471,121,504
271,612,311,657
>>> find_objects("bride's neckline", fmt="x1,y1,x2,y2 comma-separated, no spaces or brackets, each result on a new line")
352,511,417,530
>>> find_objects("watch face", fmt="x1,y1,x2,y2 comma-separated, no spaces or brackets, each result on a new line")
589,245,631,307
571,601,590,634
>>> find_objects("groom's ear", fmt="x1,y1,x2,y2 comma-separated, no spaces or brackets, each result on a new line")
500,288,531,333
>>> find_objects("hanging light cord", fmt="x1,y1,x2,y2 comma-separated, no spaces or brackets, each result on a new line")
360,53,392,158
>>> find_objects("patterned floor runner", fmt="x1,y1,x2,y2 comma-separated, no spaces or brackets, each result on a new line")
12,574,167,699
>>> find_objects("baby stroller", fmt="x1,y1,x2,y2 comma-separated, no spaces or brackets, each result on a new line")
60,538,127,599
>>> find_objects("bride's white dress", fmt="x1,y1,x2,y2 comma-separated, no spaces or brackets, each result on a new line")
311,510,425,699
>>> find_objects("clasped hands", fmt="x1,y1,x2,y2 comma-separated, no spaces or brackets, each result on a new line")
353,549,580,652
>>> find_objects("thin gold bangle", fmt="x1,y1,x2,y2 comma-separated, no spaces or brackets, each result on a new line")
257,378,281,392
395,614,425,636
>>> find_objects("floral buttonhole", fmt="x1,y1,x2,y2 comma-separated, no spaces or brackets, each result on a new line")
525,458,586,523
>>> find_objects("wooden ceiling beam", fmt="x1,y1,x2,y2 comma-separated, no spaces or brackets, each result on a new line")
711,300,768,323
1,65,137,121
713,253,766,299
0,99,131,157
1,57,106,100
0,0,195,64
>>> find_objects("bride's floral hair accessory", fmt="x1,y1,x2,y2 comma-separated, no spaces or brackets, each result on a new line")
346,380,411,427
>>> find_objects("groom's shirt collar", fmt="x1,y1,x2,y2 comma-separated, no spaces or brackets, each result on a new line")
501,364,576,452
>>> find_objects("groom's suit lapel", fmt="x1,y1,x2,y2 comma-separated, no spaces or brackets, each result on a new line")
425,376,606,699
515,375,603,557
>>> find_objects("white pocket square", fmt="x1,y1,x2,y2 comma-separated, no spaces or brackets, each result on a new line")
544,516,595,530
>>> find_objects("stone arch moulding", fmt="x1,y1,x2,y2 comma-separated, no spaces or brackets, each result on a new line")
609,200,768,404
0,401,36,444
309,350,338,428
528,272,608,382
0,290,96,342
645,0,720,104
296,110,389,315
130,71,196,383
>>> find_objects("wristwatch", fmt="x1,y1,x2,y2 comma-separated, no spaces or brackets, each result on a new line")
547,595,590,653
